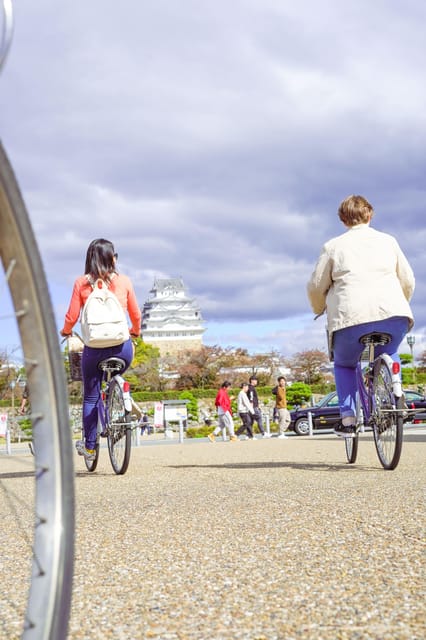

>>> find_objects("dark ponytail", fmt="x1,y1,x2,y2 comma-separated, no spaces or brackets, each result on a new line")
84,238,116,282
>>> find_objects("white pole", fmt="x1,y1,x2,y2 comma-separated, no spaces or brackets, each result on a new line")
178,419,184,443
264,413,270,436
6,424,11,455
308,411,313,437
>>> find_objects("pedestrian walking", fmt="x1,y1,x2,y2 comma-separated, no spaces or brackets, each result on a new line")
139,413,149,435
275,376,290,438
236,382,255,439
247,376,270,437
208,381,237,442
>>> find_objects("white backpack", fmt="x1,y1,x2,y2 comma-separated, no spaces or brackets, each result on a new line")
81,277,130,348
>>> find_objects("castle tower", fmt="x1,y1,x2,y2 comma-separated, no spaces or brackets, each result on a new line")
141,278,205,356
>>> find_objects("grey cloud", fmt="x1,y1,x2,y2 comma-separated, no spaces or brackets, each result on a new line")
2,0,426,353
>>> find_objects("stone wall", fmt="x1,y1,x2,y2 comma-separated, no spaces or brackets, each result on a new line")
143,337,203,357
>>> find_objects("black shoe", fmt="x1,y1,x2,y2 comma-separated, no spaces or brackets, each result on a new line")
334,423,356,438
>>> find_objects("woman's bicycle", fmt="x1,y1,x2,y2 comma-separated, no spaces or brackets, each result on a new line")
344,331,405,470
0,3,74,638
68,336,133,475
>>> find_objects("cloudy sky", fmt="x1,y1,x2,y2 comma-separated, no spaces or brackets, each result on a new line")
1,0,425,359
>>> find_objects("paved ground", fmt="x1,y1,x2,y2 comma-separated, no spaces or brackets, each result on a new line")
2,429,426,639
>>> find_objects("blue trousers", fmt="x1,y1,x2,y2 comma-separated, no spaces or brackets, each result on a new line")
81,339,133,449
333,317,409,421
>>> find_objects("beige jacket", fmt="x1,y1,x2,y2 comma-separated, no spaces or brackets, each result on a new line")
307,224,415,335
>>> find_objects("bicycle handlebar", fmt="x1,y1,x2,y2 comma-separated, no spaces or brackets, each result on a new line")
0,0,14,73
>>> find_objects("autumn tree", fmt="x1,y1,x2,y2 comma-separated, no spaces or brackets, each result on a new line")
287,349,329,384
126,339,161,391
175,345,225,389
416,350,426,371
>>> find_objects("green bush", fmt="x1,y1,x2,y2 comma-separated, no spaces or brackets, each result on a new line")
186,425,212,438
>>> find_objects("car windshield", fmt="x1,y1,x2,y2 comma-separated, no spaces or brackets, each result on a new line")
315,392,337,408
405,390,425,401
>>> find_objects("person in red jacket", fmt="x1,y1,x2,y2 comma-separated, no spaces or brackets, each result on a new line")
208,381,238,442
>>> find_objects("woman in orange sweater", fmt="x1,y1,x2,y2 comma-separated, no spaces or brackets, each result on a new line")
61,238,141,460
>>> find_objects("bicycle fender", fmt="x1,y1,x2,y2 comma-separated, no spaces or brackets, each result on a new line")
381,353,403,398
115,375,132,412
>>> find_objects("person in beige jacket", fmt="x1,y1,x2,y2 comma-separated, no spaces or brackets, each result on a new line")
307,194,415,438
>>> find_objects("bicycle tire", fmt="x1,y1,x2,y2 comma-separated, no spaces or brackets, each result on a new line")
0,142,74,638
344,370,366,465
344,432,358,464
106,378,131,475
372,355,403,470
84,441,100,473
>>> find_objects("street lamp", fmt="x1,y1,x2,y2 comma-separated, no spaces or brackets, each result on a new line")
406,335,416,383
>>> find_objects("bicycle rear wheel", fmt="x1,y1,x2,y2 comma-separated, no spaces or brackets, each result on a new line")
372,356,403,470
106,378,131,474
0,143,74,637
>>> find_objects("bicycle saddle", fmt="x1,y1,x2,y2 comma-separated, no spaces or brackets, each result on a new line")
359,332,392,346
98,356,127,373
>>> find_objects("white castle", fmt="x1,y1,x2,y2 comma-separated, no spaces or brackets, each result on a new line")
141,278,205,356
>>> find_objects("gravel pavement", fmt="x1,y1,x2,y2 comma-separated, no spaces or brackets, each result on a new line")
2,429,425,639
68,430,425,640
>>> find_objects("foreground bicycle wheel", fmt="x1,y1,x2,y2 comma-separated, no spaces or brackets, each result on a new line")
372,356,403,470
107,378,131,474
0,143,74,638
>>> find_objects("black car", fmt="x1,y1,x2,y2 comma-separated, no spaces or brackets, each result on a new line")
290,391,340,436
289,389,426,436
404,390,426,410
404,390,426,424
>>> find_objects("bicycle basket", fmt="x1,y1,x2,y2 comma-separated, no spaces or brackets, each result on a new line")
68,336,84,381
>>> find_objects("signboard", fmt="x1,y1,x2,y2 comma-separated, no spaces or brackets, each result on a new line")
0,413,8,436
154,402,163,427
164,405,187,422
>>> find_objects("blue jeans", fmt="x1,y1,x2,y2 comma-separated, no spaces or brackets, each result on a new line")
333,317,409,421
81,339,133,449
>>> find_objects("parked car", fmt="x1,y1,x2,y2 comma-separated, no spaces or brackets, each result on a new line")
290,392,340,436
404,390,426,410
289,389,426,435
404,390,426,424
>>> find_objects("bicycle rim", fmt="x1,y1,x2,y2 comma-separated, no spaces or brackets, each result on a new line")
372,356,403,470
0,142,74,638
107,379,131,475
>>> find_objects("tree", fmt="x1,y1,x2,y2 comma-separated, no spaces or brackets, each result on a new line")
178,390,198,421
416,350,426,372
175,345,227,389
126,339,161,391
286,382,312,407
288,349,329,385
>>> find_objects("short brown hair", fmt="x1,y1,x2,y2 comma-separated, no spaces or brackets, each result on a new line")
338,195,373,226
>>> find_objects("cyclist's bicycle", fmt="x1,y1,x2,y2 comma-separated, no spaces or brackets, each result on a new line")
0,3,74,638
344,331,405,470
68,336,133,475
